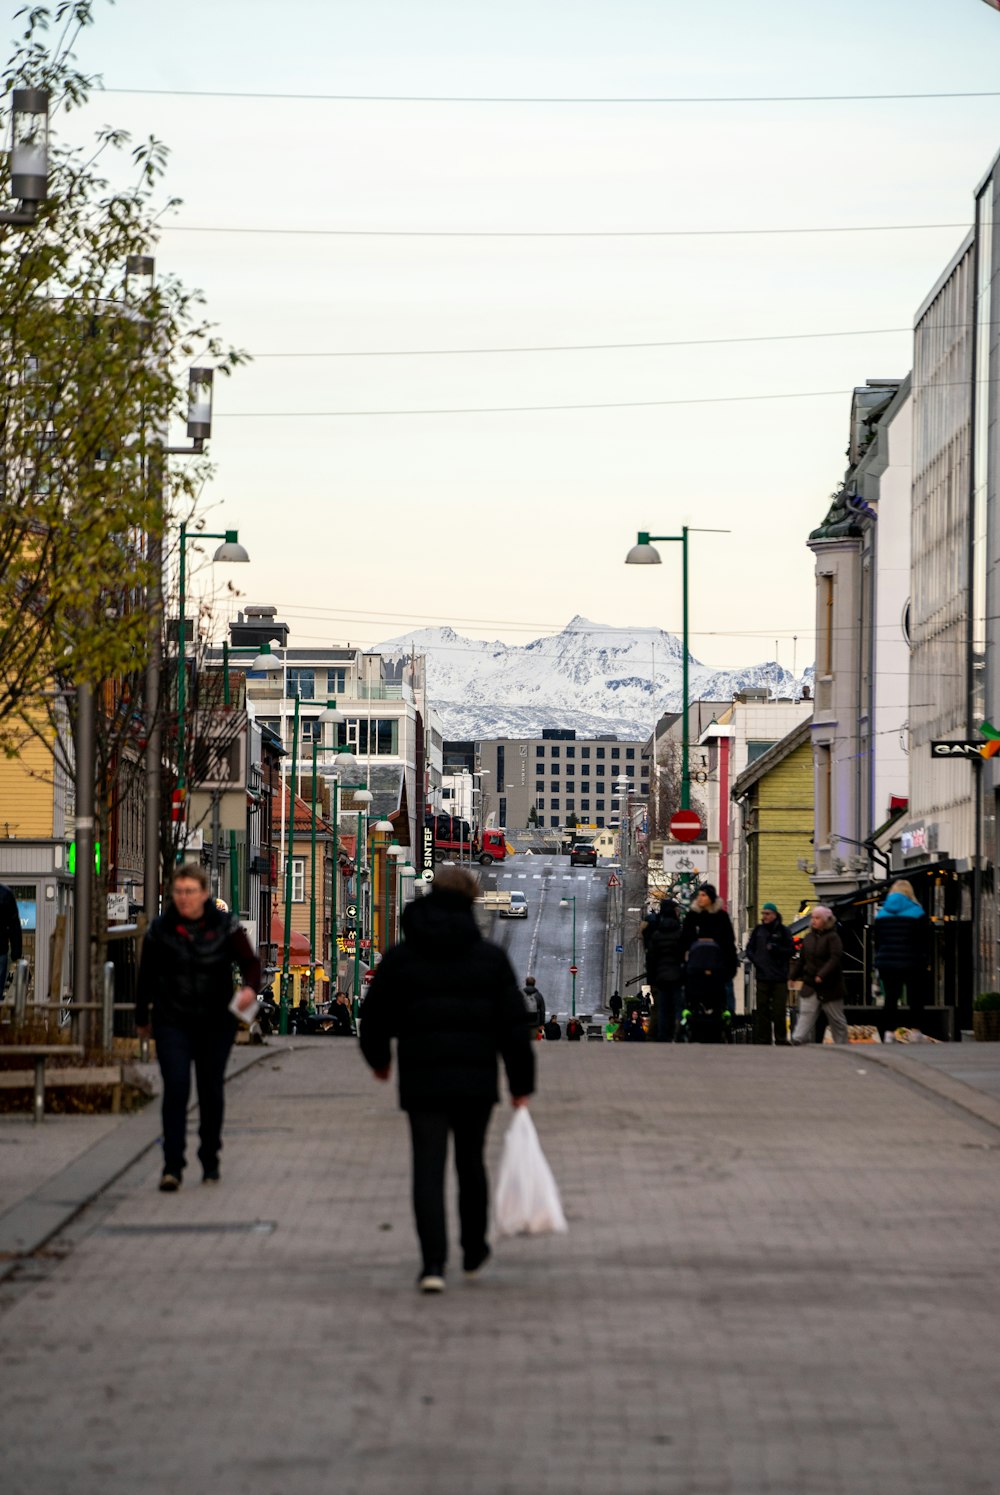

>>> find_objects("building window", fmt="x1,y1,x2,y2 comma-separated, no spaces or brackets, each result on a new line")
566,746,575,759
581,746,590,759
581,800,590,812
537,799,545,811
328,667,346,695
536,779,545,792
581,781,590,794
566,799,575,812
596,747,605,759
626,747,635,760
551,778,559,790
300,717,322,744
746,740,775,764
536,746,544,758
596,816,605,828
497,744,505,793
566,781,575,793
284,857,305,903
551,797,560,810
549,815,560,828
551,746,560,758
611,747,620,759
596,799,605,811
357,719,399,755
286,669,315,700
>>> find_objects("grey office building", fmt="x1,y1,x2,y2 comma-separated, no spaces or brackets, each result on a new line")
470,732,651,830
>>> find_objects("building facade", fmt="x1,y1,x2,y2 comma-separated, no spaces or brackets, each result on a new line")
469,730,651,831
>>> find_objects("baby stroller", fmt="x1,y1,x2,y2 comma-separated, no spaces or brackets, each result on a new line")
679,939,732,1044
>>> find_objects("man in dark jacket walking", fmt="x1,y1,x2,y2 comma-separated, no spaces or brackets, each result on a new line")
681,885,738,1009
789,907,848,1046
136,865,260,1190
360,866,534,1293
745,902,794,1045
0,881,23,994
644,897,685,1041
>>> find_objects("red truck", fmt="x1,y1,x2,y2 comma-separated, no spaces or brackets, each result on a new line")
426,815,507,866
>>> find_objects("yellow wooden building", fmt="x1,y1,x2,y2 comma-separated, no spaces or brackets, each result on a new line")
731,717,815,934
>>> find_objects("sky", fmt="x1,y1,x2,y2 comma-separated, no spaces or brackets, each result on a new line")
42,0,1000,672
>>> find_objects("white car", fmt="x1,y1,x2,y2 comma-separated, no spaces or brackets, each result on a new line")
500,890,528,919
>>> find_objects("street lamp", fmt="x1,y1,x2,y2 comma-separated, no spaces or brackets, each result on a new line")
625,526,728,812
558,895,578,1017
175,521,250,805
1,88,49,226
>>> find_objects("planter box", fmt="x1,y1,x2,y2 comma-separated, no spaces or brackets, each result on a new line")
973,1011,1000,1042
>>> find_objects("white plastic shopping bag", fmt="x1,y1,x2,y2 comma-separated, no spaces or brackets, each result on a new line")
493,1107,568,1237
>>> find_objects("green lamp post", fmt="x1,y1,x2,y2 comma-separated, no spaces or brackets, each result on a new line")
559,895,578,1017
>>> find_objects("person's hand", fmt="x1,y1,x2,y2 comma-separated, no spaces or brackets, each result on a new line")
234,985,258,1014
511,1095,530,1109
136,1024,152,1040
373,1066,391,1081
814,975,822,986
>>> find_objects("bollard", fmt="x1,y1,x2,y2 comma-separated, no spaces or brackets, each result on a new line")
13,959,30,1026
101,961,115,1054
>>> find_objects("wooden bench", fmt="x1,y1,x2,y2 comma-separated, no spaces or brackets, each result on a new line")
0,1045,123,1122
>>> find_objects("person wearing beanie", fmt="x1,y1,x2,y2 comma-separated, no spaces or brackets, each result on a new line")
681,883,738,1005
788,906,848,1045
745,901,795,1045
360,865,535,1293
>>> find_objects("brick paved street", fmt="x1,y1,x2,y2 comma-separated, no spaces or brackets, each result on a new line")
3,1039,1000,1494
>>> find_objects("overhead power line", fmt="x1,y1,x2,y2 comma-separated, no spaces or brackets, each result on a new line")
215,387,851,419
160,220,969,240
102,85,1000,104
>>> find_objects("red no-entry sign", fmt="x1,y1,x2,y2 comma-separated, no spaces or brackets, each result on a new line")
670,810,703,843
569,964,578,976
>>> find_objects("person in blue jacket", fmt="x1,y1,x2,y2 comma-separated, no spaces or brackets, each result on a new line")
873,880,931,1039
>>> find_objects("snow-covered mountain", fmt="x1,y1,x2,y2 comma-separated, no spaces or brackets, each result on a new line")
379,616,807,739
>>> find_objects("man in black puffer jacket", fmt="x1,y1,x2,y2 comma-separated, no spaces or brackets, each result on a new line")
360,866,535,1293
136,865,260,1191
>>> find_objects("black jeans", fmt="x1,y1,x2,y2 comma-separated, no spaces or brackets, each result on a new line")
407,1103,493,1273
879,969,927,1035
754,979,790,1044
653,982,682,1041
155,1021,235,1176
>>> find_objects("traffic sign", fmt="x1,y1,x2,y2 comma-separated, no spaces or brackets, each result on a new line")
669,810,703,843
569,964,578,975
607,873,620,887
346,903,358,919
615,944,623,954
662,846,706,876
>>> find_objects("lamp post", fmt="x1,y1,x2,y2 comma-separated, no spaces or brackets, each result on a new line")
278,692,302,1033
385,840,405,948
175,521,250,803
559,895,578,1017
369,815,393,953
625,527,728,812
1,88,49,227
396,860,416,942
317,701,346,997
348,788,373,1020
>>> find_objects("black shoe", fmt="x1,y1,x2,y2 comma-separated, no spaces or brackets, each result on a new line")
463,1245,491,1279
159,1172,181,1193
418,1266,446,1293
202,1167,220,1184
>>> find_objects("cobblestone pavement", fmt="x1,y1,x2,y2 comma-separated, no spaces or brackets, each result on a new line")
0,1112,123,1215
2,1040,1000,1495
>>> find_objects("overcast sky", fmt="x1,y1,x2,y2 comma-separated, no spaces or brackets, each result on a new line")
55,0,1000,671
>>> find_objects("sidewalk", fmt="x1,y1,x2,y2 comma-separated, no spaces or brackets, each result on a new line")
3,1040,1000,1494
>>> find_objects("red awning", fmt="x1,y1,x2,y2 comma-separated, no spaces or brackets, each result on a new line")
270,914,311,957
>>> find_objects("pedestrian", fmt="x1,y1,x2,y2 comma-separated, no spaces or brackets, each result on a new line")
359,865,534,1293
789,906,849,1046
543,1016,562,1041
329,991,354,1036
873,880,931,1039
644,897,684,1041
566,1016,584,1041
745,902,795,1045
681,884,738,1009
523,974,545,1034
0,880,23,995
608,990,623,1022
622,1007,646,1042
135,864,261,1191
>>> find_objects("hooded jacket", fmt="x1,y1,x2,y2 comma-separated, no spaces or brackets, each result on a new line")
681,901,738,978
135,900,261,1028
745,918,794,983
359,888,535,1110
873,892,931,973
645,906,685,986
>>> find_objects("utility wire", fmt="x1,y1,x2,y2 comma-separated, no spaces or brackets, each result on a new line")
101,86,1000,104
214,387,851,418
159,220,970,240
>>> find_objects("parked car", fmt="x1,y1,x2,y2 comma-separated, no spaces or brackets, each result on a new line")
500,889,529,919
570,844,598,867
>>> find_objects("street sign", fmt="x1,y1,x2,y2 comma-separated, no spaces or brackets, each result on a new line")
662,846,706,876
106,892,128,923
669,810,703,842
607,873,620,887
569,964,578,975
615,944,623,954
346,903,358,919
